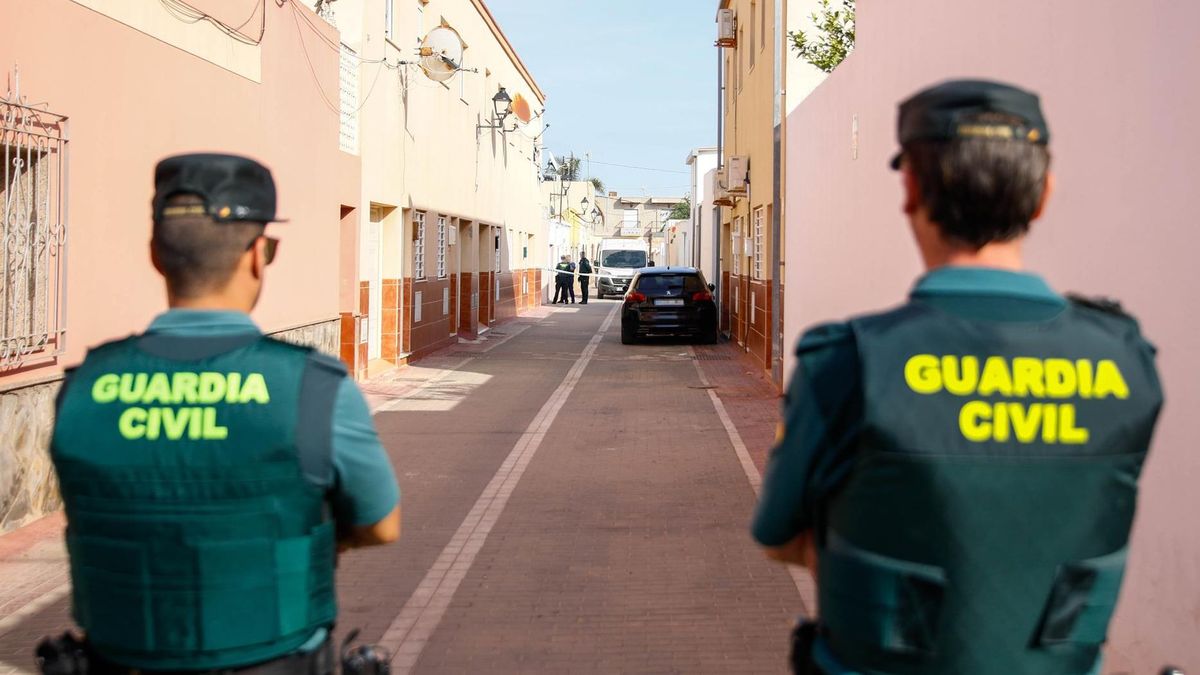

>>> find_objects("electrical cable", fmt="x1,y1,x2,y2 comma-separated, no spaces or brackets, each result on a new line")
289,1,389,115
285,0,395,66
158,0,266,46
583,159,689,174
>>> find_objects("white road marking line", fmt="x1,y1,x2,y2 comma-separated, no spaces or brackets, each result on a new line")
380,304,620,672
688,348,817,615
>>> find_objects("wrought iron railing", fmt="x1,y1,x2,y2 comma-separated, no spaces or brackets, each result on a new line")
0,69,69,370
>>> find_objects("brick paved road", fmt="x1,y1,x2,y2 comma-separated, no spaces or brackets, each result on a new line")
0,300,808,674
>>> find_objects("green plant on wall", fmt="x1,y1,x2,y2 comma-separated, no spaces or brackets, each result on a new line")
668,197,691,220
788,0,855,73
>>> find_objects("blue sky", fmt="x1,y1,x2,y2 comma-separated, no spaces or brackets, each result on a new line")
485,0,717,198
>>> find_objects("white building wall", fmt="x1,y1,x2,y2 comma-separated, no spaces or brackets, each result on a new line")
688,148,719,283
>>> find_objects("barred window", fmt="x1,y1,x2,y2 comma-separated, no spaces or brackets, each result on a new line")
1,91,68,370
753,207,764,280
414,211,426,280
436,215,447,279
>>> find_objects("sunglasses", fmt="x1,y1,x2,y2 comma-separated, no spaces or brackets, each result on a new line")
247,236,280,265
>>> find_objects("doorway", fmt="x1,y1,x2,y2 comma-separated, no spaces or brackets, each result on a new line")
458,219,476,335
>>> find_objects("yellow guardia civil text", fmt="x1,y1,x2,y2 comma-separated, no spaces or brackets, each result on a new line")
91,372,271,440
903,355,1131,444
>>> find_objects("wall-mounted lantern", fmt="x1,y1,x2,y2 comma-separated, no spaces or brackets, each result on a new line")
477,87,513,132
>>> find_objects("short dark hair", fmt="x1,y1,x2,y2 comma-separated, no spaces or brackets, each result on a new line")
904,113,1051,248
152,195,264,297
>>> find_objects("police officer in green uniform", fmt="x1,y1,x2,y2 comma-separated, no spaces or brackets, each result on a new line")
752,81,1163,675
48,154,401,674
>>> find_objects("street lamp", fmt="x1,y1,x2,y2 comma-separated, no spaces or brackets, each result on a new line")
477,88,513,132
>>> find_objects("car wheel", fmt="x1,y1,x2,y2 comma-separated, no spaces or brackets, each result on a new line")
597,289,604,300
699,323,719,344
621,320,638,344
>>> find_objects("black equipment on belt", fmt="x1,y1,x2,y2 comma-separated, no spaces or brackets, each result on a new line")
340,629,390,675
35,632,88,675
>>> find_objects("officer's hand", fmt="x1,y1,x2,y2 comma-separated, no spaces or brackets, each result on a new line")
337,505,401,552
763,531,818,576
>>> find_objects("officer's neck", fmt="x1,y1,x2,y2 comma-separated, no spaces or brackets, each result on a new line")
920,226,1024,272
167,289,255,314
935,242,1024,272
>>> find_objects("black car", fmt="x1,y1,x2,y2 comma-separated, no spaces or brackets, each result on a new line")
621,267,718,344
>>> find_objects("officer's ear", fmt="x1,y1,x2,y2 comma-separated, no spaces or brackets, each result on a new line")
901,163,922,216
249,236,268,280
1030,171,1055,222
149,240,166,277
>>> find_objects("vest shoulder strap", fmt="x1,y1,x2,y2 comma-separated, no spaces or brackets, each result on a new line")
295,348,348,489
796,321,854,356
1066,293,1156,354
1066,293,1133,320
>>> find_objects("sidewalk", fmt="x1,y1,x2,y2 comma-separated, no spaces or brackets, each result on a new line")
692,340,782,476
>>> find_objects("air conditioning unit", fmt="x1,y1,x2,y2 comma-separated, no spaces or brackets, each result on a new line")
712,167,734,207
715,9,736,47
727,156,749,195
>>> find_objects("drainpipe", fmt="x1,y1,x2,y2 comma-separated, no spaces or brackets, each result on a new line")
714,43,724,331
769,0,784,389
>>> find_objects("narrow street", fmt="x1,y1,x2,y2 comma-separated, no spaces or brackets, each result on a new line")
0,301,813,674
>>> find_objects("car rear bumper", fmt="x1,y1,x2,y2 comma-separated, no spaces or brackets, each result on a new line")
625,307,715,334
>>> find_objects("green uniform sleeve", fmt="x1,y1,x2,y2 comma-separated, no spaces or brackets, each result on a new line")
752,322,862,547
331,378,400,526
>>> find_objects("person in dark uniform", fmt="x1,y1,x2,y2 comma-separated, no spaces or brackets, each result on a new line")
565,255,577,303
47,154,401,674
553,254,571,303
752,81,1163,675
577,251,592,304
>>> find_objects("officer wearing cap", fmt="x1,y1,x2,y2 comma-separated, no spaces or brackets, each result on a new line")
752,80,1163,674
48,153,401,674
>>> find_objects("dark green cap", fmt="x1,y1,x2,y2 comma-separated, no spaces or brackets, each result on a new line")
890,79,1050,169
153,153,286,224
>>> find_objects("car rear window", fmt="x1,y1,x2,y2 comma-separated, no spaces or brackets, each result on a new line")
634,274,705,294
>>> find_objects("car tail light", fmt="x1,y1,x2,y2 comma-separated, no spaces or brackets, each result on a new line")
625,291,646,303
692,291,713,302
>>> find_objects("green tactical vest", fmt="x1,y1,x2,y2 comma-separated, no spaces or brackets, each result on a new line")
816,299,1162,675
51,333,343,670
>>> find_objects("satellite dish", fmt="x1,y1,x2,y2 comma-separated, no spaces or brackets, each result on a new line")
510,93,532,124
508,93,545,139
419,26,464,83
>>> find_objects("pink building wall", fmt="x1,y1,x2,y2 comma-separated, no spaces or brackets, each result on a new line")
784,1,1200,670
0,0,358,390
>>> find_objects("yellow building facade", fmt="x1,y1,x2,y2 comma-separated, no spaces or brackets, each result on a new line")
718,0,784,387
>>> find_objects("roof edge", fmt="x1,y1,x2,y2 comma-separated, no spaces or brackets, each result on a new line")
472,0,546,104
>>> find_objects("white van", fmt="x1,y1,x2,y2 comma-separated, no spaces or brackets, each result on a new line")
594,238,649,299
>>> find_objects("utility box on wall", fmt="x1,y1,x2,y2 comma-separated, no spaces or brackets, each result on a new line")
716,9,736,47
727,156,749,195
